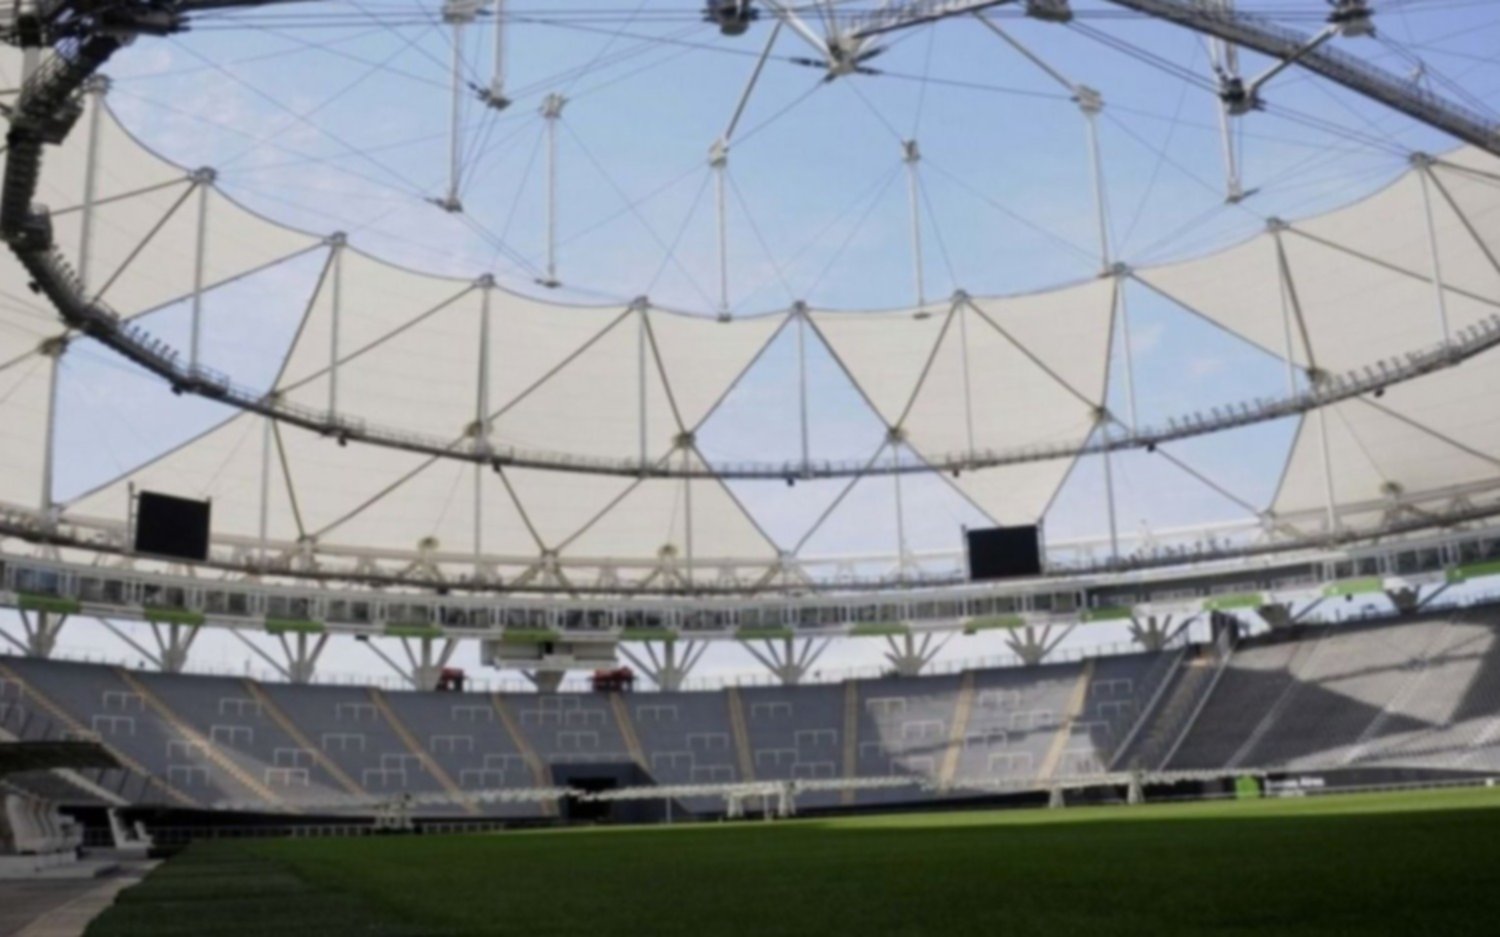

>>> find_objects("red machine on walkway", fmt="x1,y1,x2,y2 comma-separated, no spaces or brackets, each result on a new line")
591,667,635,693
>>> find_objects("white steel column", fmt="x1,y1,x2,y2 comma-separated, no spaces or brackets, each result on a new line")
484,0,511,109
1315,400,1339,534
1080,91,1109,270
1101,418,1121,561
327,234,345,415
707,19,780,318
539,92,567,288
473,461,484,574
711,141,729,315
188,171,213,374
258,413,273,563
1415,156,1452,349
447,24,463,210
958,300,976,459
440,0,478,212
1206,0,1246,202
1081,87,1125,562
1113,272,1139,430
1272,225,1300,395
891,439,909,577
795,303,811,473
636,299,649,468
682,446,695,587
475,276,494,446
903,139,925,307
475,276,494,573
38,338,64,517
77,76,108,293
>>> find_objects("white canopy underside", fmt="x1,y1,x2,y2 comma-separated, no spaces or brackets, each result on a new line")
2,45,1499,568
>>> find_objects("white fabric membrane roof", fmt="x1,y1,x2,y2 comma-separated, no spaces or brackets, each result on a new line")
1,43,1500,585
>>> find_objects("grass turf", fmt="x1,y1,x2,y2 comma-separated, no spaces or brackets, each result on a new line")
86,786,1500,936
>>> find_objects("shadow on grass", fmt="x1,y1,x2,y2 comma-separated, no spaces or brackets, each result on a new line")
87,791,1500,937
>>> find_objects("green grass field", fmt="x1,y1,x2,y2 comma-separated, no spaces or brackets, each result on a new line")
86,787,1500,936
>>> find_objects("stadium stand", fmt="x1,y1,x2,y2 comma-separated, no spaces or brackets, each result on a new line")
4,613,1500,818
1170,616,1500,775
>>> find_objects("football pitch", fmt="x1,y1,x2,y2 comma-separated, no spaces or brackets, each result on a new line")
86,786,1500,936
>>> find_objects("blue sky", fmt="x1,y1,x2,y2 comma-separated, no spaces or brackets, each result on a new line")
15,0,1500,681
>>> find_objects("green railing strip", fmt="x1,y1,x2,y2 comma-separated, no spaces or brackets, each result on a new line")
1202,592,1265,611
850,622,908,637
619,627,678,642
1448,558,1500,584
497,629,559,644
385,624,443,640
964,614,1024,634
266,618,325,635
1083,606,1133,623
18,593,81,615
736,626,795,641
143,607,205,627
1322,577,1385,598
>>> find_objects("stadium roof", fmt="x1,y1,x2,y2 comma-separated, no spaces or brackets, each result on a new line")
2,12,1499,595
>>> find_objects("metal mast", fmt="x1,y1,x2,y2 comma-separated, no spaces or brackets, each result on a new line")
903,139,925,308
538,92,567,288
438,0,480,212
481,0,511,110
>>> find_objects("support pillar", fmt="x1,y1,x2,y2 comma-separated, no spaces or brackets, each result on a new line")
1314,378,1339,535
525,671,565,694
257,412,273,565
883,632,943,677
1005,625,1069,667
410,637,460,692
187,169,214,374
283,632,327,684
742,637,829,686
326,233,346,415
1386,587,1421,615
77,75,109,293
227,629,327,684
14,611,66,659
1414,155,1452,349
795,304,811,474
473,275,495,579
1257,602,1296,631
362,635,458,691
36,337,67,519
889,430,914,578
619,640,706,692
153,622,200,673
1128,615,1175,652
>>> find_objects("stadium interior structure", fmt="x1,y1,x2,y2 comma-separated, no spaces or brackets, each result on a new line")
3,0,1500,869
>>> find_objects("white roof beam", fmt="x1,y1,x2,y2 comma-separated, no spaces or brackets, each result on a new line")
859,0,1499,155
760,1,832,59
